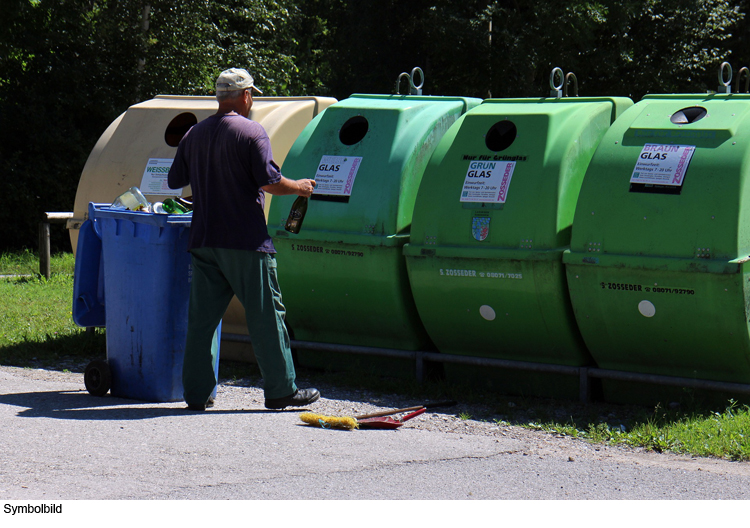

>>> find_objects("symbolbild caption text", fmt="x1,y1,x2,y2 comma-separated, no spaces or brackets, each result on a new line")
4,503,62,515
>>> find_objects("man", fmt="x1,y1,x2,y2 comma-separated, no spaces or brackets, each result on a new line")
168,67,320,411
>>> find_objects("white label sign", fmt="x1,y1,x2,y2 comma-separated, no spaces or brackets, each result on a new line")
314,155,363,196
140,158,180,195
630,144,695,186
460,161,516,203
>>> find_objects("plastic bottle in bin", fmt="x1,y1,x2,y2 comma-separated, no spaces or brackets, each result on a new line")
111,186,150,212
285,196,308,233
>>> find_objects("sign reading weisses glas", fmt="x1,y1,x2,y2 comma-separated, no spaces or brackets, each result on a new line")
630,144,696,187
314,155,363,196
460,160,516,203
140,158,181,195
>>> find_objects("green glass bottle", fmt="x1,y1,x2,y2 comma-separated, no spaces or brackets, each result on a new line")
285,196,308,234
162,198,188,214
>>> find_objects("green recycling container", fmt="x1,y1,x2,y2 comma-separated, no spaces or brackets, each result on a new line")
404,96,632,372
564,93,750,387
269,94,481,351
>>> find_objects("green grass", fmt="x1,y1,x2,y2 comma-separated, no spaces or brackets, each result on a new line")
0,248,75,276
2,250,750,461
523,400,750,461
0,251,104,369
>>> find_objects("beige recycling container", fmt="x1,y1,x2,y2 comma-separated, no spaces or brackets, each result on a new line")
70,94,337,357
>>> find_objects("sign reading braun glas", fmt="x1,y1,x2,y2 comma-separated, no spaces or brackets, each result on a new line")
460,161,516,203
314,155,363,196
630,144,696,187
140,158,181,196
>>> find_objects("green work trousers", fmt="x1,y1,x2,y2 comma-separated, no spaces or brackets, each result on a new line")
182,247,297,406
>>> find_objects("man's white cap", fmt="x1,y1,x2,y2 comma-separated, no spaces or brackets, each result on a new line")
215,68,263,94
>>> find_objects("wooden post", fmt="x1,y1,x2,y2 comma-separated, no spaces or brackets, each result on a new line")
39,221,51,279
39,212,74,279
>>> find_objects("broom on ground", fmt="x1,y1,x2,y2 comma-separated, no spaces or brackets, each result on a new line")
300,401,457,430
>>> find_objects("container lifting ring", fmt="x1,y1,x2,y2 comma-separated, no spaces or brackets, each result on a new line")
737,67,750,94
550,67,564,98
394,67,424,96
410,67,424,95
718,62,732,94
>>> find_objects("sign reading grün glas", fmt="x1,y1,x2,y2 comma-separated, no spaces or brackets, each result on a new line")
460,160,516,203
314,155,363,196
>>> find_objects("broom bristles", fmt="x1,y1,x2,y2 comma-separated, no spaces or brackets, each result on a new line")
299,412,359,430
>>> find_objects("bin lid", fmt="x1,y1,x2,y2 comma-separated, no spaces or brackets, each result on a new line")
72,217,105,327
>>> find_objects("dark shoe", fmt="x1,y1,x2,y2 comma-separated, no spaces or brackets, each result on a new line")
186,397,214,411
265,388,320,410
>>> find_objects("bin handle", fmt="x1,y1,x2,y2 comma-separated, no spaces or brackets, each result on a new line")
718,61,732,94
737,66,750,94
77,294,92,314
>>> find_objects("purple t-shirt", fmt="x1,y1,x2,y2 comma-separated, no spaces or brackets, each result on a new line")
168,113,281,252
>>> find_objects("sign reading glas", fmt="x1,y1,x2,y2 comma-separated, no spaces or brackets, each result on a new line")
460,161,516,203
140,158,179,195
630,144,696,187
314,155,363,196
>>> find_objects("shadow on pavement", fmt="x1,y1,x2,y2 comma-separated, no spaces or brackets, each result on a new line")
0,389,302,420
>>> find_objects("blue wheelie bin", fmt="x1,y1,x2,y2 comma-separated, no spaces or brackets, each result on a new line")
73,203,220,402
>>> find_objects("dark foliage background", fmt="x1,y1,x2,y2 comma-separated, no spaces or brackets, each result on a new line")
0,0,747,251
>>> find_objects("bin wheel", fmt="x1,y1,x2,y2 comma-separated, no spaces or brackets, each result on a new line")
84,359,111,397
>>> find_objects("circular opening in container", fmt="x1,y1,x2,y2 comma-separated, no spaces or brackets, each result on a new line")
670,106,707,125
339,116,369,145
485,120,517,151
165,112,198,147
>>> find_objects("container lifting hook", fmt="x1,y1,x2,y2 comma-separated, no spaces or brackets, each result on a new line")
564,72,578,97
394,67,424,96
737,67,750,94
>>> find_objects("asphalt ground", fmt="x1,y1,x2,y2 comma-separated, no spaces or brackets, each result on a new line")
1,365,749,525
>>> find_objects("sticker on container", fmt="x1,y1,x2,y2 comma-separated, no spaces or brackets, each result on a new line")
479,305,496,321
314,156,363,196
629,144,696,187
460,161,516,203
638,300,656,318
472,216,490,241
140,158,181,196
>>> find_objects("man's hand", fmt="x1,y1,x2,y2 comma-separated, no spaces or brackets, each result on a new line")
296,179,316,197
